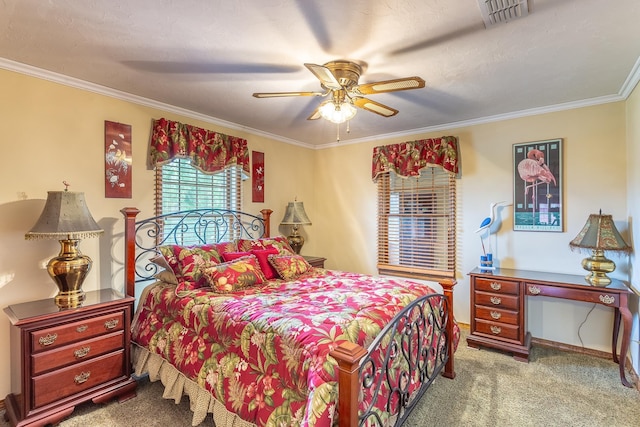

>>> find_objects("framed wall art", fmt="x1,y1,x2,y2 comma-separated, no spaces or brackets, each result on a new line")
513,138,563,232
252,151,264,203
104,120,132,198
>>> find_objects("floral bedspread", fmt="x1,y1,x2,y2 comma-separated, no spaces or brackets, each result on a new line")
132,269,458,426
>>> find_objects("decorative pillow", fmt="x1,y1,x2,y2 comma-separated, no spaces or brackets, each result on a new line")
150,255,179,285
153,269,179,285
203,255,266,293
251,247,280,280
237,236,294,254
221,251,251,262
159,244,223,288
214,241,238,257
268,254,311,281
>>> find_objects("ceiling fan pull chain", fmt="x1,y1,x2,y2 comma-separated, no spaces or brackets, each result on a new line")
336,123,340,142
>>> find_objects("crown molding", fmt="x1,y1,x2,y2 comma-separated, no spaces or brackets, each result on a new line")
0,58,314,149
2,57,636,151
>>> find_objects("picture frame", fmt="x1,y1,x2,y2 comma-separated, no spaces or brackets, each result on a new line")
104,121,132,198
252,151,264,203
513,138,563,231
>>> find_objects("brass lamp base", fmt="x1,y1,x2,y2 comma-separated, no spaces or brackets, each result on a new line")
47,239,91,308
581,249,615,287
287,225,305,254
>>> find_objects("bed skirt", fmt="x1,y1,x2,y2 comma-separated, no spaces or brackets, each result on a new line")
132,344,257,427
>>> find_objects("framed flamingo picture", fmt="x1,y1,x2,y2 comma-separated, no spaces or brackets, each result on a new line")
513,138,563,231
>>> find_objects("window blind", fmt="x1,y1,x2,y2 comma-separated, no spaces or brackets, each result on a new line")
377,167,456,280
154,158,242,245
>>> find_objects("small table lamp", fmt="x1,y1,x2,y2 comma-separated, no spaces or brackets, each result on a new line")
569,211,631,286
25,189,104,308
280,200,312,254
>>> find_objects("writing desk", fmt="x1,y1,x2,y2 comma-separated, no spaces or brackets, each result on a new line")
467,267,633,387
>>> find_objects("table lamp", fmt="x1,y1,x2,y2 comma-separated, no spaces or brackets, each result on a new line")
25,188,104,307
569,211,631,286
280,200,311,254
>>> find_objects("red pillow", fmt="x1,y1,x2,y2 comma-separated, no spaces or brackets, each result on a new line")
222,251,251,262
202,255,266,293
251,247,280,280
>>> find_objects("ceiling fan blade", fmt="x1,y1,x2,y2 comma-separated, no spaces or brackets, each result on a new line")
252,91,324,98
307,106,322,120
351,77,425,95
304,63,342,90
353,97,399,117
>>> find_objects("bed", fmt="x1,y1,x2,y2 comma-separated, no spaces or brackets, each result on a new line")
121,207,458,427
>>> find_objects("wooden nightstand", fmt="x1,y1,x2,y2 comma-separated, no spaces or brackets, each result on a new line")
303,256,326,268
3,289,137,427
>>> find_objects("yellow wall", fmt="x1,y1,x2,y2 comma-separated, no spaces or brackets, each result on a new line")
0,66,637,398
625,81,640,373
0,68,316,397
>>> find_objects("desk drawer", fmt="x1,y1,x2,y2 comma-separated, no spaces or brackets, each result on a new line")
475,319,520,341
475,278,519,295
525,283,620,306
475,306,519,325
475,291,520,311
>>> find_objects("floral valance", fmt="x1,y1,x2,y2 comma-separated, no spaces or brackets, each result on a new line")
149,118,250,176
372,136,460,181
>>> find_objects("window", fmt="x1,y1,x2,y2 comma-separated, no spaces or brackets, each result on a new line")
377,167,456,280
155,158,243,245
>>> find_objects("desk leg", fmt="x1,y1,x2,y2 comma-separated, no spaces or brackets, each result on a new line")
617,301,633,388
612,308,621,364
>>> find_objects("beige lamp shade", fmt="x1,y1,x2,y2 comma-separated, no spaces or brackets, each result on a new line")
280,201,312,226
25,191,104,240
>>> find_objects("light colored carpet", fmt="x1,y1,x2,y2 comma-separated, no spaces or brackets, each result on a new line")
2,328,638,426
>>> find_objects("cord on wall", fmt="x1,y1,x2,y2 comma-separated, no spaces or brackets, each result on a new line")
577,303,597,348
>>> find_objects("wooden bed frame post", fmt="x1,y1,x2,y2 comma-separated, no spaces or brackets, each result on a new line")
439,278,457,379
121,207,140,298
330,342,368,427
260,209,273,237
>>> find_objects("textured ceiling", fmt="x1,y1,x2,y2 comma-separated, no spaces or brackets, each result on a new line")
2,0,640,147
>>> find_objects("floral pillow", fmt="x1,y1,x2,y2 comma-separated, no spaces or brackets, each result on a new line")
237,236,294,254
268,254,311,281
159,244,223,288
202,255,266,293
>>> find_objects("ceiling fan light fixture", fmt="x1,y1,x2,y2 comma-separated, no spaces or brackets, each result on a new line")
319,101,357,124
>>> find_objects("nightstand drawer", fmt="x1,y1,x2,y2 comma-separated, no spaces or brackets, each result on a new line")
475,306,519,325
475,277,519,295
474,291,520,311
33,350,125,408
31,311,124,352
32,331,124,375
475,319,520,341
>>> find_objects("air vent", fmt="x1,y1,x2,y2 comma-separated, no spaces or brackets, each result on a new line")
478,0,529,27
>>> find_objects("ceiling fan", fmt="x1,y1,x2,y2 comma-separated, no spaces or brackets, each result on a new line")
252,60,426,123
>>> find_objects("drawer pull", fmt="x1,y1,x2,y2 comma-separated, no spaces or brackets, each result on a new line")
490,326,502,335
490,282,502,291
39,333,58,346
104,319,119,330
74,371,91,384
490,310,502,320
76,325,88,333
490,296,502,305
599,294,615,305
74,346,91,359
528,285,541,295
